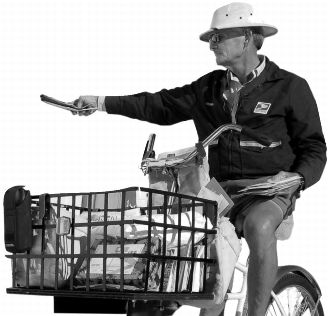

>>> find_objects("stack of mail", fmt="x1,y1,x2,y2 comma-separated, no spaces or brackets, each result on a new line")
237,176,301,197
40,94,97,113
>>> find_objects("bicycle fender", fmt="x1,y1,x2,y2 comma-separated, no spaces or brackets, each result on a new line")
276,265,322,296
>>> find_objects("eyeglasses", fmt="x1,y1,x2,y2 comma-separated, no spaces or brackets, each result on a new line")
209,30,248,44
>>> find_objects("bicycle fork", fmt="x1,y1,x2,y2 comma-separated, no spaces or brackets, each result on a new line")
225,261,248,316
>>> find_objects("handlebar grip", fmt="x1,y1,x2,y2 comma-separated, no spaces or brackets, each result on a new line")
142,134,156,160
241,127,272,147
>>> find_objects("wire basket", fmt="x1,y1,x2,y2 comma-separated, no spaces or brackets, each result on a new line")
6,187,217,301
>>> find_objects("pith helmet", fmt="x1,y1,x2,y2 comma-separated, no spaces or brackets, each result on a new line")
200,2,278,42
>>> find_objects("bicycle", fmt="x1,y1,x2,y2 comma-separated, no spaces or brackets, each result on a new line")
140,123,324,316
4,124,323,316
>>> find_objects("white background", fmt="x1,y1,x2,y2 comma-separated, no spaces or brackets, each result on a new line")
1,0,327,315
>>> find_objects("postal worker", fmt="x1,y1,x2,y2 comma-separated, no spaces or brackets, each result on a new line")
71,2,326,315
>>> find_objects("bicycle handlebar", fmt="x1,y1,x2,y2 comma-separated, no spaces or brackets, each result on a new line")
141,124,273,171
202,123,272,155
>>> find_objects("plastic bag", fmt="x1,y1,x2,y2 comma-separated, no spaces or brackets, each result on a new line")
180,217,241,308
14,207,85,288
89,210,209,247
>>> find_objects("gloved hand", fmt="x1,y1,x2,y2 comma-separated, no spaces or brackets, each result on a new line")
71,95,98,116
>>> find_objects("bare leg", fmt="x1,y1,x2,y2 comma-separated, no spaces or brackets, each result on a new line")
242,201,283,316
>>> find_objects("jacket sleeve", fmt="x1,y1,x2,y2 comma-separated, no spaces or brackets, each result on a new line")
287,77,327,189
104,82,199,125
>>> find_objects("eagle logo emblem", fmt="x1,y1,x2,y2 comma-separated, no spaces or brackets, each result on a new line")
254,102,271,114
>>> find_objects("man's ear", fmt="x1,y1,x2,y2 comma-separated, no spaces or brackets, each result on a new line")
243,29,252,49
243,39,249,49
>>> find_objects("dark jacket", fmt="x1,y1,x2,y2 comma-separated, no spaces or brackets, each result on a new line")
105,58,326,189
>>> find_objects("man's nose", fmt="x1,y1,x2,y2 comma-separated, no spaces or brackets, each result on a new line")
209,40,219,51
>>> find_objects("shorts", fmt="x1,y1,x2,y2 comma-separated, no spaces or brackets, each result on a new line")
220,177,300,238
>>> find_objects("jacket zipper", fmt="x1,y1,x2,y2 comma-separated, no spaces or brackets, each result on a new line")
234,94,244,124
229,97,241,177
228,131,233,177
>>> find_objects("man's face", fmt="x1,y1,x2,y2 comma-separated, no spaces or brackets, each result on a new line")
209,28,247,66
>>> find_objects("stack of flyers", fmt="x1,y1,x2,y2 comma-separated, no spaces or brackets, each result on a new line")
237,175,301,197
40,94,97,113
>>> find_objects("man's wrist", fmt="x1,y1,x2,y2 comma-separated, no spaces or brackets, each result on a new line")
297,172,305,190
97,96,106,111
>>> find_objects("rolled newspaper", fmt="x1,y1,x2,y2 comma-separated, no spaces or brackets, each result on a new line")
90,210,210,248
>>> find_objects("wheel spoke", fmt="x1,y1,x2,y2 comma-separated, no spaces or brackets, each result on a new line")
253,274,322,316
273,301,281,316
269,285,316,316
266,300,282,316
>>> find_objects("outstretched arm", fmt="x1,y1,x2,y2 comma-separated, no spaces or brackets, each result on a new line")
72,81,199,126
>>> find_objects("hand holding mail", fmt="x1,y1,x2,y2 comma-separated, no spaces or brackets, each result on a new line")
71,95,98,116
267,171,301,183
236,171,302,197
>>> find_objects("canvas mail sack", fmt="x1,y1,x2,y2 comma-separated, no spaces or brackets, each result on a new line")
145,145,210,207
14,205,79,288
181,217,241,309
141,142,241,307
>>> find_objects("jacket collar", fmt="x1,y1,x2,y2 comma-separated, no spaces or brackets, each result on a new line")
227,55,267,86
214,56,286,99
262,57,285,82
235,57,283,96
218,56,285,84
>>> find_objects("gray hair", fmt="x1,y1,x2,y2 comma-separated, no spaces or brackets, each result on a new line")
244,28,264,50
252,33,264,50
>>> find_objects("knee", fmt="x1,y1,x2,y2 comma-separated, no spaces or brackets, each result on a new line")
243,215,277,252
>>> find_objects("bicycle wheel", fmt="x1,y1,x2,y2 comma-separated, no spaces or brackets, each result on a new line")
265,273,324,316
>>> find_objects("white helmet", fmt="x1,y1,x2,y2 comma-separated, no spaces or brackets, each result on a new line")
200,2,278,42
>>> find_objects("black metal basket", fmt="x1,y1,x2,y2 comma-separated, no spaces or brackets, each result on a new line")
6,187,217,301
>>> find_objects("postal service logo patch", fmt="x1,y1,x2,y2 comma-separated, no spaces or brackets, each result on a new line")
254,102,271,114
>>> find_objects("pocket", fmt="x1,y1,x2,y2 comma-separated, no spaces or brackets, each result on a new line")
240,139,284,175
239,140,282,152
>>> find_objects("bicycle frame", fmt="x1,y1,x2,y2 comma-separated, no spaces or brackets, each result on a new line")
226,260,248,316
227,259,287,316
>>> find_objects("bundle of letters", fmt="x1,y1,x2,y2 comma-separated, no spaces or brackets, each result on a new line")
74,208,210,292
74,236,206,292
237,175,302,196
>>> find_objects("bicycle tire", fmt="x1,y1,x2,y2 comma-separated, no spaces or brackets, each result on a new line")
242,273,324,316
